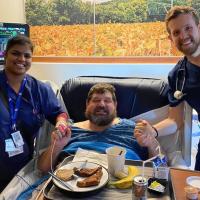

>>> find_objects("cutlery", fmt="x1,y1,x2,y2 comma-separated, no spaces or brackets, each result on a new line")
78,160,88,170
48,171,74,191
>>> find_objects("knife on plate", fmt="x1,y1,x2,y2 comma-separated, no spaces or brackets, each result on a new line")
48,171,74,191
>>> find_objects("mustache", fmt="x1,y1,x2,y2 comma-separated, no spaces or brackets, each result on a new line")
180,37,193,45
94,107,108,113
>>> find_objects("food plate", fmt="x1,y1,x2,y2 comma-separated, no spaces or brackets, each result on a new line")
52,161,109,192
186,176,200,190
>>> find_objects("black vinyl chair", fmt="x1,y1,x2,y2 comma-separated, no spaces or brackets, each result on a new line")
60,76,168,122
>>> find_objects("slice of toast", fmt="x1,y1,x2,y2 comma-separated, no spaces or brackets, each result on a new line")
56,168,74,181
74,166,101,177
76,167,103,187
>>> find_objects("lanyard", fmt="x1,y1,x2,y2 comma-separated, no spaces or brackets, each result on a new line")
7,77,27,131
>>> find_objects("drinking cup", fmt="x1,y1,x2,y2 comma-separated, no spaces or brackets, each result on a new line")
106,146,126,176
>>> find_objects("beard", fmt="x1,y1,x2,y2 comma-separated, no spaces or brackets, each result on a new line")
85,107,117,126
177,36,200,56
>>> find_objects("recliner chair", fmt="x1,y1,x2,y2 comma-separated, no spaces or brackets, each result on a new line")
60,76,168,121
60,76,192,167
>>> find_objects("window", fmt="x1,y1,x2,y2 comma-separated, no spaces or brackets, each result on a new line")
25,0,197,57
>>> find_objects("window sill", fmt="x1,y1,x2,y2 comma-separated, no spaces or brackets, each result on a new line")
32,56,181,63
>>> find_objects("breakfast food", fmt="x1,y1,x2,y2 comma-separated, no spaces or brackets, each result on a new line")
76,167,103,187
74,166,101,177
109,166,139,189
56,168,74,181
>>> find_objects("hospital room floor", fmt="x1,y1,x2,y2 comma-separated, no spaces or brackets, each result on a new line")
190,110,199,169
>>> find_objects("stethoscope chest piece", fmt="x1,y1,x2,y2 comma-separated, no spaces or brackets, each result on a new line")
174,90,184,100
173,57,187,100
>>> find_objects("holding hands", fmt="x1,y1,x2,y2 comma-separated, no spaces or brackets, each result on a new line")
134,119,157,148
52,119,72,151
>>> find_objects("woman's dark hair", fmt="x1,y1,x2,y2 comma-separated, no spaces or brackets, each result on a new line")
5,35,34,55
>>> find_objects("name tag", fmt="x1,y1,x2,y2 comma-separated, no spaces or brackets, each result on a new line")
11,131,24,147
5,139,15,152
8,146,24,157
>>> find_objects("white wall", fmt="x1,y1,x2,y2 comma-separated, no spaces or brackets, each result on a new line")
0,0,25,23
29,62,175,87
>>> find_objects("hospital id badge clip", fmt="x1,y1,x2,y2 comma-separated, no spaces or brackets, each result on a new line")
11,131,24,147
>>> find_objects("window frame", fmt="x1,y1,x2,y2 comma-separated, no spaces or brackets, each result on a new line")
32,56,181,63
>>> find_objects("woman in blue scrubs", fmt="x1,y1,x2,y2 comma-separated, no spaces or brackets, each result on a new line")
0,35,70,191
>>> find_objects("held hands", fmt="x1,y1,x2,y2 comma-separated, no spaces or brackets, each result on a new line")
51,120,72,150
134,119,157,147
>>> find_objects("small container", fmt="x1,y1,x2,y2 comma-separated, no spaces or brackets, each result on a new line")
153,166,169,180
153,154,169,180
132,175,148,200
184,186,198,200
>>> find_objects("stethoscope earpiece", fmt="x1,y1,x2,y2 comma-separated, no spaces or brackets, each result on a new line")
174,90,184,100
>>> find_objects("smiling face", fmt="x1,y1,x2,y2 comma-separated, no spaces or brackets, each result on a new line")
168,13,200,56
85,91,117,126
4,44,32,76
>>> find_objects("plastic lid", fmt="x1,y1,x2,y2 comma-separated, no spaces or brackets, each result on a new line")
186,176,200,190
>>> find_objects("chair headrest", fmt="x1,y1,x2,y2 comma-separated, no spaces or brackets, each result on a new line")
60,76,168,122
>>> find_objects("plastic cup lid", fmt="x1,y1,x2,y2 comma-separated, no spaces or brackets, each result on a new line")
186,176,200,190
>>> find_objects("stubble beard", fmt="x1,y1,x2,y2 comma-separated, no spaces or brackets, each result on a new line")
178,37,200,57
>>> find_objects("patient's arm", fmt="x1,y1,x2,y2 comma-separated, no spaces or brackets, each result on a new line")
134,127,164,158
37,131,71,173
153,102,184,137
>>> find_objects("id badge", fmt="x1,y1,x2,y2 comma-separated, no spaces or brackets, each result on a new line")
8,146,24,157
5,139,15,152
11,131,24,147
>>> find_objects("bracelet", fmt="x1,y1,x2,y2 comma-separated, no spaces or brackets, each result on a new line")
152,126,159,138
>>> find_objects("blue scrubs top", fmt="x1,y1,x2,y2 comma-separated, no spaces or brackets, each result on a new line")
62,118,149,161
168,57,200,170
0,70,64,189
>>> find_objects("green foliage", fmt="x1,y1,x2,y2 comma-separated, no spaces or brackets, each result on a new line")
25,0,199,25
192,1,200,16
147,0,193,22
26,0,148,25
26,0,50,25
96,0,147,23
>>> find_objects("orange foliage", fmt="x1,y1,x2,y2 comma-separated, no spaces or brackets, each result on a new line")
30,22,182,56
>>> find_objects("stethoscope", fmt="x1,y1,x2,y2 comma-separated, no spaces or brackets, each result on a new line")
173,58,187,100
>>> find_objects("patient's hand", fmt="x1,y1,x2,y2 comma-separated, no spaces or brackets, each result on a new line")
51,129,71,151
134,119,157,137
134,119,156,147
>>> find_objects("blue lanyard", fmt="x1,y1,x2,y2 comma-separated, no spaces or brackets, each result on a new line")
7,77,27,131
